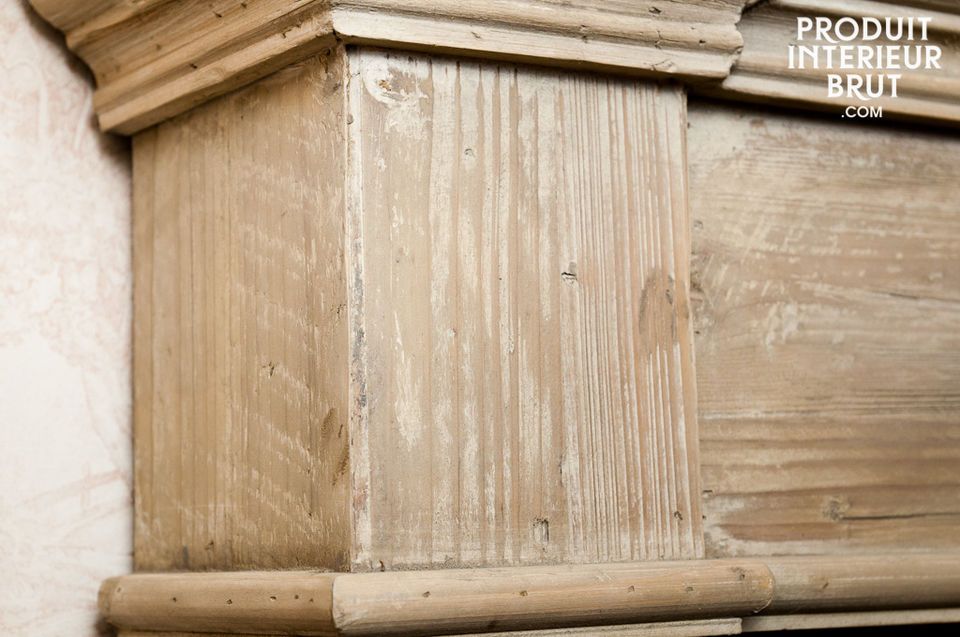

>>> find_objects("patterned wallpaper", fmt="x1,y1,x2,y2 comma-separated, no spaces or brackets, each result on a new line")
0,2,132,635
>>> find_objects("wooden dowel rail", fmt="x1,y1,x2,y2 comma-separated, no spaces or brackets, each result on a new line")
766,554,960,614
99,553,960,636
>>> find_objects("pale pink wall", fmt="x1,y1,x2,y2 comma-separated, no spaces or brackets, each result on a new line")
0,2,132,635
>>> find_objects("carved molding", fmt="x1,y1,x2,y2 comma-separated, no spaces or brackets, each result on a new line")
27,0,746,134
28,1,960,133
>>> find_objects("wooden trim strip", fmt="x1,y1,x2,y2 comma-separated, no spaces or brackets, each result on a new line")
116,620,747,637
329,1,741,80
743,608,960,633
98,554,960,635
95,14,338,134
444,618,745,637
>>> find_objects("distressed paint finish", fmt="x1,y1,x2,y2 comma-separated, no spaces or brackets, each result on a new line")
688,103,960,557
133,51,352,571
348,48,702,570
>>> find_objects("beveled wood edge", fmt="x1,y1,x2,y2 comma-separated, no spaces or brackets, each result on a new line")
98,553,960,636
715,0,960,126
26,0,745,135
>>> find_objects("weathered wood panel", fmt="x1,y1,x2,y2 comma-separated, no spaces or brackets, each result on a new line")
347,48,702,570
133,51,351,570
133,44,703,572
688,102,960,557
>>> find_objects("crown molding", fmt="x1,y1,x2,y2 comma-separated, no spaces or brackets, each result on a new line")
97,553,960,635
27,1,960,133
717,0,960,124
27,0,746,134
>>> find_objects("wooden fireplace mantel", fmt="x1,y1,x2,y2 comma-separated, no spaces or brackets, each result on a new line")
28,1,960,635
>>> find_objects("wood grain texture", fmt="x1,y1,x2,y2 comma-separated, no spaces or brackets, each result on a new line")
330,0,744,80
347,48,702,570
765,553,960,613
35,0,337,134
101,572,338,636
133,50,351,571
331,560,769,635
720,0,960,124
687,102,960,557
132,45,703,572
27,0,745,133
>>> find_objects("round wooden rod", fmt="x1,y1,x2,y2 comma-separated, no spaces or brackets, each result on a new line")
98,553,960,635
331,560,773,635
99,571,338,636
766,553,960,613
101,559,771,635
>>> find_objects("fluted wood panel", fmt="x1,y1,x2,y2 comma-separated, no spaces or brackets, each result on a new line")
133,51,352,571
347,48,702,570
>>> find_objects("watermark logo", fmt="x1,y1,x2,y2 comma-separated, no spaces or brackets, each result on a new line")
788,16,942,118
